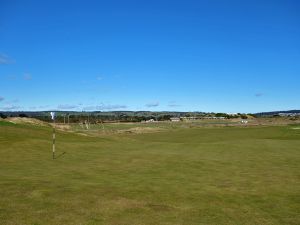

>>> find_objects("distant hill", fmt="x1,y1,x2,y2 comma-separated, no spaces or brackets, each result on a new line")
0,110,197,118
0,111,206,123
255,110,300,117
1,110,299,121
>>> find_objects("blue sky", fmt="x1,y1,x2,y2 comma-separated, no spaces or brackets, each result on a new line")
0,0,299,113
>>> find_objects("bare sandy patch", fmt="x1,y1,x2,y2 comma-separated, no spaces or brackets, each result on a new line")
119,127,165,134
6,117,48,126
53,124,71,131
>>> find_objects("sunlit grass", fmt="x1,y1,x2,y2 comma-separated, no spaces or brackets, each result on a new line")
0,122,299,225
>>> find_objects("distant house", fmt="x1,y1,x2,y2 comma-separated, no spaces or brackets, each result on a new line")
180,116,198,121
279,113,300,117
202,116,225,120
170,117,180,122
146,119,155,123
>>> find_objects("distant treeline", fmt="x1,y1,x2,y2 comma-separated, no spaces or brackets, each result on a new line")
0,111,197,123
255,110,300,117
0,111,256,123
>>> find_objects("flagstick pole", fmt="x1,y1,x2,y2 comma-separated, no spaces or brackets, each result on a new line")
53,118,56,159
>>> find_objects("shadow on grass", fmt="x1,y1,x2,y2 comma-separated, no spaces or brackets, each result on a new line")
55,152,66,159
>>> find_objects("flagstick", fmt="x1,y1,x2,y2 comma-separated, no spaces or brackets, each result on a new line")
53,118,56,159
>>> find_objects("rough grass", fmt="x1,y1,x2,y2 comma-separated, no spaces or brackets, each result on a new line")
0,122,299,225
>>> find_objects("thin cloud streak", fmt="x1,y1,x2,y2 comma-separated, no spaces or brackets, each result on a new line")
7,75,17,80
255,93,264,97
82,106,96,111
0,54,14,64
39,105,50,109
57,104,78,110
145,102,159,107
0,105,21,111
168,101,180,107
96,104,127,111
57,103,127,111
24,73,32,80
5,99,19,104
168,104,181,107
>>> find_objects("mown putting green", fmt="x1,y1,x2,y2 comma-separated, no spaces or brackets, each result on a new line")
0,121,299,225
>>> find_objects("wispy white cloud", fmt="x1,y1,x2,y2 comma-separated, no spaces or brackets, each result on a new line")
96,103,127,111
57,104,78,110
7,75,17,80
1,99,20,109
82,106,96,111
0,105,21,111
96,76,103,81
39,105,50,109
0,54,14,64
145,102,159,107
5,99,19,104
24,73,32,80
168,101,181,108
255,93,263,97
82,104,127,111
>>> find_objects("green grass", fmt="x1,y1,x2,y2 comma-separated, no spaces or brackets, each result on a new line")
0,122,299,225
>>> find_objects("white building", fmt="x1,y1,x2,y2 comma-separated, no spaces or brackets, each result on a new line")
170,117,180,122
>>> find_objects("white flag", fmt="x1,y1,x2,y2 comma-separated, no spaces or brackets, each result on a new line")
50,112,56,120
